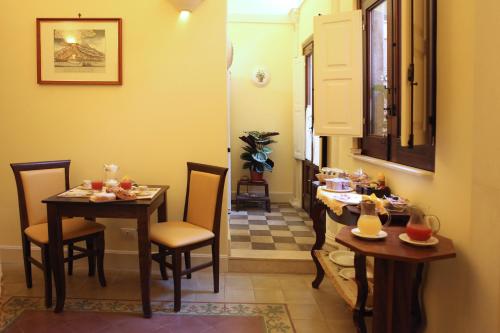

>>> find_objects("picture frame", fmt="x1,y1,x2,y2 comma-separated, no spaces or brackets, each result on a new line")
36,18,122,85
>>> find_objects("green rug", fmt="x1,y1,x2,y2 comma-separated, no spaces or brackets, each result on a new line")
0,296,294,332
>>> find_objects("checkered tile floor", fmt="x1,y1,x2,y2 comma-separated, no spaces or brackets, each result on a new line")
229,203,315,251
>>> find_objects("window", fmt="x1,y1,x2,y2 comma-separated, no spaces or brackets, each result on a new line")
361,0,436,171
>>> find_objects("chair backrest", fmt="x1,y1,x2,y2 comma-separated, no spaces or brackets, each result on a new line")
183,162,228,237
11,160,70,230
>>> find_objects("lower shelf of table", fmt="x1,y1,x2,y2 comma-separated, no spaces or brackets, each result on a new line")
236,194,270,202
314,250,374,310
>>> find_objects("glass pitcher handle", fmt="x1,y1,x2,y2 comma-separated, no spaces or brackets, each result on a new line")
383,210,392,227
425,215,441,234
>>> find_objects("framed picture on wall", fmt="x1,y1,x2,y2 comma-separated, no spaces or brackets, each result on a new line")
36,18,122,85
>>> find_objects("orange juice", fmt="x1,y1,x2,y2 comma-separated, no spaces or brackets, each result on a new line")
357,215,382,236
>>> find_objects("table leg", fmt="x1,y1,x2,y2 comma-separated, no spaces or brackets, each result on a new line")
137,209,152,318
47,204,65,313
158,191,167,223
311,200,326,288
353,253,368,333
373,259,414,333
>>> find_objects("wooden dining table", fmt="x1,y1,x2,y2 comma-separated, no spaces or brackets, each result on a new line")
42,185,169,318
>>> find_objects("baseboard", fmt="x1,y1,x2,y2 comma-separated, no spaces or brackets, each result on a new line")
0,245,229,272
231,191,293,203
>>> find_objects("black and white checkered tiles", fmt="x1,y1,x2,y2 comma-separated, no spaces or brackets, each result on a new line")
229,203,315,251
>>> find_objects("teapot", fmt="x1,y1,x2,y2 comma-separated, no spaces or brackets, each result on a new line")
406,207,440,241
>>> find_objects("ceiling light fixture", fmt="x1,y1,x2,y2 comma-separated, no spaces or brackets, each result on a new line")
168,0,204,14
179,10,191,20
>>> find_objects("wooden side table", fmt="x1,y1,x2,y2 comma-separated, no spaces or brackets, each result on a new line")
235,179,271,212
335,226,456,333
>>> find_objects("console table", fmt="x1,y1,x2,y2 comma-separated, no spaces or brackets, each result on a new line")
310,195,456,333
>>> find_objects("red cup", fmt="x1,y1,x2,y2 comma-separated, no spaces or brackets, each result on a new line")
120,180,132,190
91,180,104,191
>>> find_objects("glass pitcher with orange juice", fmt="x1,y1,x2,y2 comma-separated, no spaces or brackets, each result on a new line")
357,200,384,236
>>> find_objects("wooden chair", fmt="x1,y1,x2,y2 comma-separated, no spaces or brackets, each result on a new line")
151,162,228,312
11,160,107,308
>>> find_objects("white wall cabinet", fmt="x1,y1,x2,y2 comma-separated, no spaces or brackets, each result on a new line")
293,56,306,160
313,10,363,137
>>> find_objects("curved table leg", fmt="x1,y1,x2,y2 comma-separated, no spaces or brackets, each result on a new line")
311,200,326,288
353,253,368,333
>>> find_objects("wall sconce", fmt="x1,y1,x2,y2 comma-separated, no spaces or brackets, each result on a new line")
168,0,204,18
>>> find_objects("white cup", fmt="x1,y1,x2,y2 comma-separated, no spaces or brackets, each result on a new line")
82,180,92,189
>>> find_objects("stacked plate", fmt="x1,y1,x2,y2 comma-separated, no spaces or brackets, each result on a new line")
328,250,355,267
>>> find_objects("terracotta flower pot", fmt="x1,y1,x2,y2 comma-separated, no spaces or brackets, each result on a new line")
250,170,264,182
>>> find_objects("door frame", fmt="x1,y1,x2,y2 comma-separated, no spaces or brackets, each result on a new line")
301,39,328,213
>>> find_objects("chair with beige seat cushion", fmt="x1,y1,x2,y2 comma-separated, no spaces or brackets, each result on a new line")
151,162,227,312
11,160,106,308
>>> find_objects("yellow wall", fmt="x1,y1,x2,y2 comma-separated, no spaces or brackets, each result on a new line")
0,0,229,253
330,0,499,331
228,22,295,201
296,0,332,53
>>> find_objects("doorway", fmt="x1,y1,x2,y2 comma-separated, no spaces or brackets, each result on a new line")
301,40,327,215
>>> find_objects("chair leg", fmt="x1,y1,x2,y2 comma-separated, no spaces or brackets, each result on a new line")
86,239,96,277
172,250,182,312
22,237,32,288
212,241,219,293
67,243,74,276
96,232,106,287
41,245,52,308
185,251,192,279
159,245,168,280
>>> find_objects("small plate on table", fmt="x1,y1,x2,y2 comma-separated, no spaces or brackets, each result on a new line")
399,233,439,247
351,228,388,240
328,250,355,267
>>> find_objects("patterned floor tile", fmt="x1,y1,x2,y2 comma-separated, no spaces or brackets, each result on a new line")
272,237,295,243
231,235,251,242
269,230,294,237
275,243,300,251
248,225,270,231
252,243,276,250
229,203,315,253
268,225,289,231
249,220,267,225
251,236,274,243
250,230,272,236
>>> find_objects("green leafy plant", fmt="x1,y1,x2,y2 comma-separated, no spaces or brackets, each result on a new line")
239,131,279,173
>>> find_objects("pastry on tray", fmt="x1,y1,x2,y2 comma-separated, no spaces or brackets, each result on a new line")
90,192,116,203
106,187,137,200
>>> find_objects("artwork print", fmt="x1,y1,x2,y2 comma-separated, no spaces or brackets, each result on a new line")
37,18,122,85
54,29,106,73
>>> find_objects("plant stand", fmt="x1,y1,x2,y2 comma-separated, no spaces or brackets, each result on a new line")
235,179,271,212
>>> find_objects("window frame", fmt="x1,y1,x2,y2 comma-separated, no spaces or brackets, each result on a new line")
361,0,436,171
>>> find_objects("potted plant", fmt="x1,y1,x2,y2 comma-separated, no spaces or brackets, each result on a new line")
239,131,279,182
